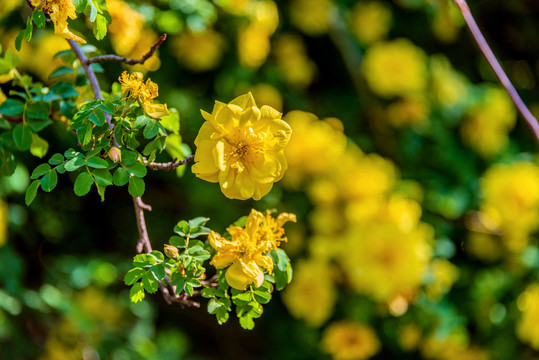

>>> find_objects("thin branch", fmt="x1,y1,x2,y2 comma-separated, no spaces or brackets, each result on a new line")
25,0,53,23
453,0,539,143
144,155,194,171
85,34,167,65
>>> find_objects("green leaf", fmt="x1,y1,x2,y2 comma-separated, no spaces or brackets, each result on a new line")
174,220,190,236
25,180,40,206
86,156,108,169
48,66,75,79
253,290,271,304
25,17,33,42
92,169,112,186
216,307,230,324
134,115,150,128
171,274,185,292
30,133,49,158
74,172,93,196
128,176,145,197
189,217,210,227
169,236,186,248
150,264,166,281
208,298,221,313
160,108,180,134
26,102,50,120
48,153,65,165
233,292,252,303
30,163,51,179
143,120,160,139
32,9,46,28
129,282,145,304
124,268,145,285
74,0,88,13
127,162,147,178
40,170,58,192
133,253,155,267
185,283,194,296
113,167,129,186
87,0,98,22
93,13,108,40
0,99,24,116
239,315,255,330
120,149,138,166
15,30,24,51
141,271,159,294
88,111,105,126
64,157,86,171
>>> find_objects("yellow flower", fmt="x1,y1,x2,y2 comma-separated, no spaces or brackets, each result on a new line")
273,34,317,89
247,83,283,112
361,39,427,98
0,0,20,19
386,96,429,128
172,29,224,72
118,71,168,118
349,1,392,44
289,0,334,36
430,55,469,109
126,30,162,73
107,0,145,56
209,209,295,290
424,258,459,301
321,321,381,360
33,0,86,43
517,283,539,349
192,92,292,200
399,324,422,351
282,259,336,327
238,23,271,68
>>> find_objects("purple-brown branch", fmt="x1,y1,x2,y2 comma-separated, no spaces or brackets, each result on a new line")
144,155,194,171
85,34,167,65
453,0,539,143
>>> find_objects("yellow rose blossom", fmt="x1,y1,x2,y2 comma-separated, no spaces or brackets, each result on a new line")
238,23,271,68
349,1,392,44
289,0,334,36
107,0,145,56
517,283,539,349
321,321,381,360
282,259,336,327
118,71,169,118
192,92,292,200
209,209,296,290
32,0,86,43
361,39,427,98
172,29,224,72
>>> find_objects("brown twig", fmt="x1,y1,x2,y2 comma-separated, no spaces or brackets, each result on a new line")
453,0,539,143
144,155,194,171
85,34,167,65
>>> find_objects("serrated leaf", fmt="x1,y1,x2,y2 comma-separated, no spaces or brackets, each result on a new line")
172,274,186,292
127,162,147,178
86,156,108,169
93,13,108,40
113,167,129,186
40,170,58,192
31,163,51,179
74,172,93,196
128,176,145,197
129,282,145,304
124,268,145,285
25,180,40,206
12,124,32,151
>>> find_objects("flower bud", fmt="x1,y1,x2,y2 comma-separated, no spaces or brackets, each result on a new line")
164,244,180,259
108,147,121,163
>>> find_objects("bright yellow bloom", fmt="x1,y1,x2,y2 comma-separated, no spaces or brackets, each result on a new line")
209,209,295,290
238,23,271,68
192,93,292,200
107,0,145,56
32,0,85,43
248,83,283,112
282,259,336,327
273,34,317,89
172,29,224,72
517,283,539,349
430,55,469,109
289,0,334,36
349,1,392,44
321,321,381,360
361,39,427,98
118,71,169,118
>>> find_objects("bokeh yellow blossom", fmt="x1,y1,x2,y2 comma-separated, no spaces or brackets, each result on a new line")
362,39,427,98
31,0,85,43
283,111,347,187
273,34,317,89
282,259,336,327
0,0,20,19
517,283,539,349
289,0,334,36
247,83,283,112
349,1,392,44
424,258,459,300
118,71,169,118
106,0,145,56
421,330,489,360
172,29,224,72
0,199,7,247
399,324,422,351
386,96,429,127
321,321,381,360
127,30,162,72
460,87,516,157
209,209,295,290
430,55,469,108
192,92,291,200
238,23,271,68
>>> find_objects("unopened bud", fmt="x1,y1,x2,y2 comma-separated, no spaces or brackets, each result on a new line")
164,244,180,259
108,147,121,163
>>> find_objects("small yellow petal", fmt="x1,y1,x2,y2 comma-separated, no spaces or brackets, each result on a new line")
225,261,254,290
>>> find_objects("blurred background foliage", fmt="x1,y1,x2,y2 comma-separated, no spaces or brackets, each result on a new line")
1,0,539,359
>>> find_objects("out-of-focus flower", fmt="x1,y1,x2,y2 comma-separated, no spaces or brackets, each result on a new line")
127,30,162,72
273,34,317,89
349,2,392,44
172,29,224,72
209,209,295,290
432,2,462,43
118,71,169,118
362,39,427,98
32,0,85,43
321,321,381,360
238,23,271,68
430,55,469,109
0,199,7,247
399,324,422,351
192,92,291,200
246,0,279,33
424,258,459,300
106,0,145,56
289,0,334,36
283,111,347,187
421,330,489,360
248,83,283,112
465,232,502,262
340,222,432,302
0,0,20,18
0,88,6,104
386,96,429,127
282,259,336,327
460,88,516,157
517,283,539,349
478,161,539,252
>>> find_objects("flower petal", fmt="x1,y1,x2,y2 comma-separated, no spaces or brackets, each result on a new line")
225,261,254,290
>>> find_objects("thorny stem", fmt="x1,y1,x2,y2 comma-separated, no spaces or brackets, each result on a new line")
144,155,195,171
453,0,539,143
86,34,167,65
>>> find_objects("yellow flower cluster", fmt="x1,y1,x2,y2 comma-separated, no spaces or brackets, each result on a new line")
321,321,381,360
289,0,334,36
361,39,427,98
273,34,317,89
349,1,392,44
192,92,292,200
118,71,169,118
471,161,539,253
173,29,224,72
209,209,295,290
31,0,85,43
460,87,516,157
517,283,539,349
430,55,469,109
